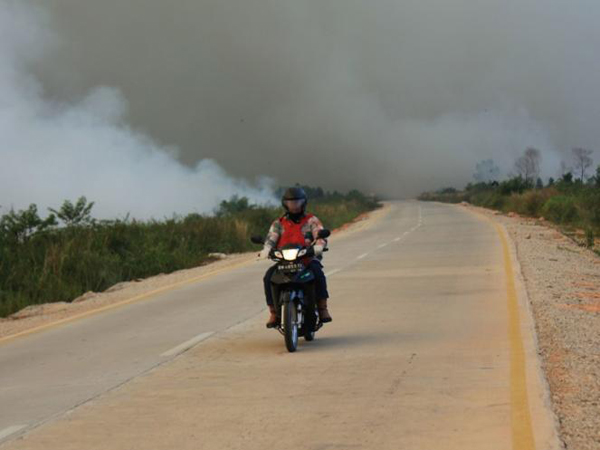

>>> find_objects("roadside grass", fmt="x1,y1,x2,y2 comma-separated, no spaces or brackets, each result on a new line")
0,191,380,318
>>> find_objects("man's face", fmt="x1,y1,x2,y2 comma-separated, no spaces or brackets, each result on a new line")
284,199,304,214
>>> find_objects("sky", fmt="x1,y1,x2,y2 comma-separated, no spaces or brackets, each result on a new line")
2,0,599,217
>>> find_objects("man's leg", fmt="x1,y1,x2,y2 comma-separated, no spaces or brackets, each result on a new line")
263,265,279,328
308,260,332,323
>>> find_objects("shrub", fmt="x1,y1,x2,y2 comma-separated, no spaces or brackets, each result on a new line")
0,190,380,317
579,190,600,227
468,191,506,210
541,196,579,224
499,176,532,195
506,189,555,217
585,228,594,249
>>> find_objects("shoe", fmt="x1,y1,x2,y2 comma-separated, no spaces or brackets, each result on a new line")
317,299,332,323
266,305,278,328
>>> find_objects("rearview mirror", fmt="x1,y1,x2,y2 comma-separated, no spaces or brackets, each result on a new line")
250,235,264,245
317,229,331,239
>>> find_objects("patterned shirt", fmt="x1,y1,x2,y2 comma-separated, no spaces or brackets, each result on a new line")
265,213,327,250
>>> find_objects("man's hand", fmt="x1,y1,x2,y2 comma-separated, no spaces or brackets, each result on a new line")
259,246,272,260
314,244,324,257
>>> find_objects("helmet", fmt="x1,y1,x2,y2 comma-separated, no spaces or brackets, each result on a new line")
281,187,308,216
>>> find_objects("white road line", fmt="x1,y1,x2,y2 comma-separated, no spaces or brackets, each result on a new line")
325,268,343,277
392,209,423,244
161,332,214,357
0,425,27,441
361,205,423,257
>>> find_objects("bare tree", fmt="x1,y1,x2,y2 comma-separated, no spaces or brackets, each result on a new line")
514,147,541,183
572,147,594,181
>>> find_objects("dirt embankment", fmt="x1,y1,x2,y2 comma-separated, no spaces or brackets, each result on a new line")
467,204,600,450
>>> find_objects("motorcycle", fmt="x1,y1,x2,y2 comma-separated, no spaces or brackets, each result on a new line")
252,229,330,352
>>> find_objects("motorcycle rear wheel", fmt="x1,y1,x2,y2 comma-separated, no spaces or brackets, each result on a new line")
303,309,317,341
283,297,299,352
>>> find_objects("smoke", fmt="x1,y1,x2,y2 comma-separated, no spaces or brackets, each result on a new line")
5,1,600,209
0,1,276,219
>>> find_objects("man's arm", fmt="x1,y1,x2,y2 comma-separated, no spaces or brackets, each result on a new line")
265,219,281,249
309,216,327,255
260,220,281,258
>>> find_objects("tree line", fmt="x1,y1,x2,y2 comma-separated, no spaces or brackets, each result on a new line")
420,147,600,253
473,147,598,188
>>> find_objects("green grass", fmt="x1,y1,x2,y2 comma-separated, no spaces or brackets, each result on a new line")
0,191,380,317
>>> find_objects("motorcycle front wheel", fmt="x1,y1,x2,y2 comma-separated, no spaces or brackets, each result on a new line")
283,296,299,352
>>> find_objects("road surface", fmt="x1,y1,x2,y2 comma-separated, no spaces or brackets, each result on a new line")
0,201,561,449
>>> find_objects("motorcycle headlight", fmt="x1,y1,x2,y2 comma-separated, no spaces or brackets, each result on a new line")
273,250,283,259
298,248,307,257
282,249,300,261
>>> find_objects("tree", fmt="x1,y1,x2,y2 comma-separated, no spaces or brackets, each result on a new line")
215,195,253,216
49,197,95,227
572,147,594,181
499,176,531,195
561,172,573,184
535,177,544,189
438,187,457,194
473,159,500,183
0,204,57,244
514,147,541,183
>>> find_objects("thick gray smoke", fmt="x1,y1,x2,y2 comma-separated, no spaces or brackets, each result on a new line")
0,1,275,219
5,1,600,208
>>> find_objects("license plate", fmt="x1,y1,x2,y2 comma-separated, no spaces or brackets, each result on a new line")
279,263,303,272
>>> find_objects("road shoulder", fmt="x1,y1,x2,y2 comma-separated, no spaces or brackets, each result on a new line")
463,203,598,450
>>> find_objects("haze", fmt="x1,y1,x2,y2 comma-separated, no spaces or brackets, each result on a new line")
3,0,600,216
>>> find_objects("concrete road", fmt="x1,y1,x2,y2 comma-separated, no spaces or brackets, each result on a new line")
0,201,560,449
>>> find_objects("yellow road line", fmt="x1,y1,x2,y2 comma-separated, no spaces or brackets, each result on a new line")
0,259,255,346
495,222,536,450
463,205,536,450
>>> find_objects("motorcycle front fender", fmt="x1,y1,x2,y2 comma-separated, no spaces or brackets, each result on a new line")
271,271,292,285
278,289,305,305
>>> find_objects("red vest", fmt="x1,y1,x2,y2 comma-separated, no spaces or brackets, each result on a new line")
276,214,314,249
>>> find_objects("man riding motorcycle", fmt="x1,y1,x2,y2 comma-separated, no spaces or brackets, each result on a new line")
259,187,332,328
